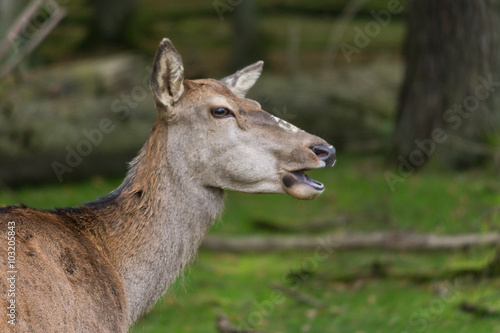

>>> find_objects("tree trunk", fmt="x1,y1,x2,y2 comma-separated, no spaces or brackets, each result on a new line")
85,0,136,46
232,0,259,70
390,0,498,169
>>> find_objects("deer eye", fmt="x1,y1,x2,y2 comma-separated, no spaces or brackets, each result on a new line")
211,107,232,118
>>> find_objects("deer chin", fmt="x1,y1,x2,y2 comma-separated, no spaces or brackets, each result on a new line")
280,170,325,200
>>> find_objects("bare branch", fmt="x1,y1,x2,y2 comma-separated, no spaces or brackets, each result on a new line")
0,3,67,78
0,0,44,62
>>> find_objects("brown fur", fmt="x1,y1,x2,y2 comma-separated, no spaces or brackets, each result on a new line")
0,206,127,332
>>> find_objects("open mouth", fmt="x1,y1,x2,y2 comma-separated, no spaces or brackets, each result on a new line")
282,170,325,192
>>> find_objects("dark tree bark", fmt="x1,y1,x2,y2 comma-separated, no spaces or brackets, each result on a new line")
390,0,498,169
232,0,259,70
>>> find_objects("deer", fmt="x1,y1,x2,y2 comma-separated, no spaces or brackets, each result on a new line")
0,38,335,332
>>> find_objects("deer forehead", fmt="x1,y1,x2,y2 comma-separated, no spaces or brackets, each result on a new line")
206,95,233,108
189,80,301,135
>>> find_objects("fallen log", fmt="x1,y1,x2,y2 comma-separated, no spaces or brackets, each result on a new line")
201,231,500,252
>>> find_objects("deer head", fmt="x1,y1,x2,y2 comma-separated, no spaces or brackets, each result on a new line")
150,38,335,200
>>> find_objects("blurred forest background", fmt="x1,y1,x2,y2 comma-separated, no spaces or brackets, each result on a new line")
1,0,500,332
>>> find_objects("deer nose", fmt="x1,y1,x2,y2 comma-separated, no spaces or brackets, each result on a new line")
310,145,336,167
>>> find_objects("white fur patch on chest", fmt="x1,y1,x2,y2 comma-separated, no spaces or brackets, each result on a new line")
270,115,300,134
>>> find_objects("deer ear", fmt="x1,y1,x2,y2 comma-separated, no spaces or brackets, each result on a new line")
220,61,263,98
150,38,185,112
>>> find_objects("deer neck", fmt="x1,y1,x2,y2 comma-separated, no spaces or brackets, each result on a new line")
87,121,225,323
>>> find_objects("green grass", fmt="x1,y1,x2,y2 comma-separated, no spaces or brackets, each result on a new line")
1,155,499,332
131,249,500,333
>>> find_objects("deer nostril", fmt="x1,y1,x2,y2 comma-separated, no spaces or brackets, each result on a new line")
310,145,336,166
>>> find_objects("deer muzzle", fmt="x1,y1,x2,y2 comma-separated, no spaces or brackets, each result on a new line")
280,144,336,200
